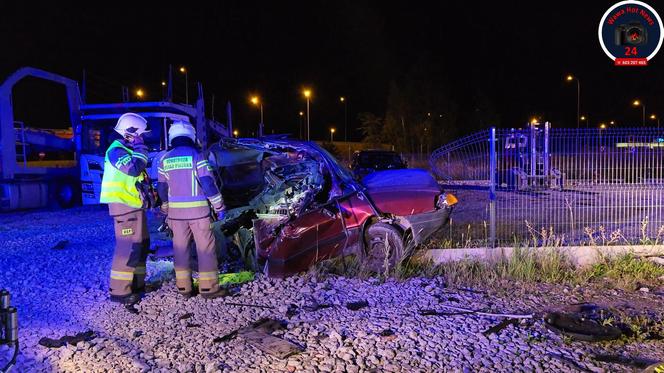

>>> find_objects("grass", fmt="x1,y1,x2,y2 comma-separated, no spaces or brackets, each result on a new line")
313,246,664,290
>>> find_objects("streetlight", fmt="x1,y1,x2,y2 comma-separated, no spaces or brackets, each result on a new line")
565,74,581,129
530,117,539,125
330,128,335,142
135,89,144,100
650,114,660,128
339,96,348,142
298,111,304,139
632,99,645,126
250,95,264,137
233,129,239,138
610,120,615,125
303,89,312,141
580,115,588,128
179,66,188,104
599,123,606,129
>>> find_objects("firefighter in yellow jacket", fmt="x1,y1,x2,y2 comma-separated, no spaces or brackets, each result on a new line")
100,113,151,304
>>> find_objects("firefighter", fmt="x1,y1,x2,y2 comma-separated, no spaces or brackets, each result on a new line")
100,112,151,304
157,121,226,299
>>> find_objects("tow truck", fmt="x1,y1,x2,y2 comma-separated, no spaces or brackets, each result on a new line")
0,67,229,211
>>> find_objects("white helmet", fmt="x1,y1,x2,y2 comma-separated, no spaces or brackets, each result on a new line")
114,113,150,137
168,120,196,145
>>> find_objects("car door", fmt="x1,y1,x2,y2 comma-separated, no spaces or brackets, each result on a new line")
260,199,349,277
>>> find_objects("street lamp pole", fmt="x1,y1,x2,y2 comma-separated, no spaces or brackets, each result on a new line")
303,89,312,141
298,111,304,139
340,97,347,142
633,100,646,126
566,75,580,129
330,128,335,142
180,67,189,104
250,96,264,137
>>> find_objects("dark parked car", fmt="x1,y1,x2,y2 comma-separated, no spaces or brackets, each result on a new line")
206,137,456,277
351,150,407,180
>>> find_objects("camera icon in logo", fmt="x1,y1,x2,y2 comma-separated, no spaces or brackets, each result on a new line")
615,22,648,46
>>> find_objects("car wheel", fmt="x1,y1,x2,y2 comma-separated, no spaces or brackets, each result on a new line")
362,222,405,273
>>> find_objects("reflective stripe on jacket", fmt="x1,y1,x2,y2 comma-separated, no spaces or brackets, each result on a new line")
100,140,148,210
157,144,223,220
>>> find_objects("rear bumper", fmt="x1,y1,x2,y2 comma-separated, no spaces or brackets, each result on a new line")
401,206,453,245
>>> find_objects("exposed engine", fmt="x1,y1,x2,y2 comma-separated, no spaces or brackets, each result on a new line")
249,154,324,217
206,140,329,269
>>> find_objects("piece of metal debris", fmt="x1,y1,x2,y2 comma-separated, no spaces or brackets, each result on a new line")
38,330,96,348
346,300,369,311
379,329,394,337
50,240,69,250
544,312,622,342
213,318,303,359
483,318,519,336
418,309,471,316
179,313,194,320
593,354,662,369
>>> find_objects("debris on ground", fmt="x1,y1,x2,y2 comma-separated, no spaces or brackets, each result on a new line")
544,312,622,341
592,354,662,369
213,318,302,359
178,313,193,320
38,330,96,348
483,318,520,336
420,305,532,319
50,240,69,250
346,300,369,311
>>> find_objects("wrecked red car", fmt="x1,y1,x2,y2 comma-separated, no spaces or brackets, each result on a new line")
207,137,456,277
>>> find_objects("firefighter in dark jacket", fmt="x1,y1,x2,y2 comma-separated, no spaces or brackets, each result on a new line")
100,112,151,304
157,121,226,299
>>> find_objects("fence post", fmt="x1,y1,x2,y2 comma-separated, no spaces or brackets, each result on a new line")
489,127,497,248
544,122,550,185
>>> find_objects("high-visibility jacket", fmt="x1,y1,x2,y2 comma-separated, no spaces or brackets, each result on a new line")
100,139,149,215
157,140,223,220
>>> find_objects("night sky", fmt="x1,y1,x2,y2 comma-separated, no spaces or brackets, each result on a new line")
1,1,663,141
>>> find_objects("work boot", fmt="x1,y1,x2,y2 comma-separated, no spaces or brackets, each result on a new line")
133,282,161,295
200,288,228,300
110,293,142,305
180,288,199,299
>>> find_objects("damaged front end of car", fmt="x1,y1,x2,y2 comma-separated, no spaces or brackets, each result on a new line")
206,137,456,277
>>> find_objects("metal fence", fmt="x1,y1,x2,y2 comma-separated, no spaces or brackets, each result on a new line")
430,124,664,247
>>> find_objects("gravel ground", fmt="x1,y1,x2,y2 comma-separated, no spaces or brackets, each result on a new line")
1,206,663,372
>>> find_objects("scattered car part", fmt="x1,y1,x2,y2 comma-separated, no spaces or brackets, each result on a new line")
213,318,302,359
483,318,520,336
50,240,69,250
38,330,96,348
544,312,622,341
593,354,662,370
346,300,369,311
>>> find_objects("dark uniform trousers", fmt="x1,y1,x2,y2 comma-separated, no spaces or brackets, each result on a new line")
109,210,150,296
